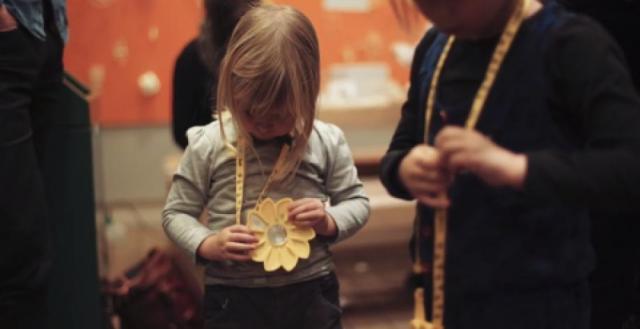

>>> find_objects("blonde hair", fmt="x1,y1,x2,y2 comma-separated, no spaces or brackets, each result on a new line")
216,4,320,182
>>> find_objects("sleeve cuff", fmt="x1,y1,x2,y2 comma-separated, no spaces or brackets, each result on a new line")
186,227,216,264
325,207,346,244
380,149,413,200
325,204,369,244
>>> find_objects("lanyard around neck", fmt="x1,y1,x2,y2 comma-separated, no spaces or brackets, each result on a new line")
235,137,290,225
414,0,532,328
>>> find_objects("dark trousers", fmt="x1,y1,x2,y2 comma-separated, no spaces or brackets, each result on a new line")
0,5,64,328
431,282,590,329
204,273,343,329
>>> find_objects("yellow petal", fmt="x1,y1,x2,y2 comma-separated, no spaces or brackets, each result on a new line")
279,246,298,272
288,226,316,241
247,212,268,232
264,247,282,272
252,241,271,262
254,231,266,244
287,239,310,259
275,198,293,224
258,198,277,225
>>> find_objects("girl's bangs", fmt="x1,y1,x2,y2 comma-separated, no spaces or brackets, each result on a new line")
233,66,297,120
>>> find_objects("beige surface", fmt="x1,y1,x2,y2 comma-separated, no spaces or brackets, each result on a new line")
317,100,403,130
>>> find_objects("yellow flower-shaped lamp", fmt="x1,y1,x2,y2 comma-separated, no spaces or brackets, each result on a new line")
247,198,315,272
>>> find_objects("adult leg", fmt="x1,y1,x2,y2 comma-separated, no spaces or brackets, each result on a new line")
0,24,50,329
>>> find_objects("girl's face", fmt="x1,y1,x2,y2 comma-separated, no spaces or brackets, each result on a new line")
238,110,295,141
413,0,515,38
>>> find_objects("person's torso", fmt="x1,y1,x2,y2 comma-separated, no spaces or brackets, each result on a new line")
414,2,594,295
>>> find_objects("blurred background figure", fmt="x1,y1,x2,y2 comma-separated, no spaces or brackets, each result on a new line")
172,0,259,149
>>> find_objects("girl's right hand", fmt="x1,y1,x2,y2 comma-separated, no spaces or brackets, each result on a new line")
0,5,18,32
197,225,258,262
399,144,451,208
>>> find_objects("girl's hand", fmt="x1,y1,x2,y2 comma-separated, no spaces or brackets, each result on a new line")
0,5,18,32
399,144,451,208
197,225,258,262
435,126,527,189
288,198,337,236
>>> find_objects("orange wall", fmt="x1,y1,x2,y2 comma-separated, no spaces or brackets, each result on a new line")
65,0,422,126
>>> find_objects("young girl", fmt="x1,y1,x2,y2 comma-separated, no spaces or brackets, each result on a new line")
381,0,640,328
163,4,369,329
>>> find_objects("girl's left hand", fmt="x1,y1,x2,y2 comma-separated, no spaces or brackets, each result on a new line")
288,198,337,237
435,126,527,189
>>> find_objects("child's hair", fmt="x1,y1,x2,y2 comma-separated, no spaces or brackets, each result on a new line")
216,4,321,182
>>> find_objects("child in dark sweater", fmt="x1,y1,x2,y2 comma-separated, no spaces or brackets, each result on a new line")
380,0,640,328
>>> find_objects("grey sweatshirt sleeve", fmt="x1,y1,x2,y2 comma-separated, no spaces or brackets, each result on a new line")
162,126,215,258
323,124,370,243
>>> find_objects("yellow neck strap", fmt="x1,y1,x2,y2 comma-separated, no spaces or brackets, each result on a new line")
234,137,290,225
